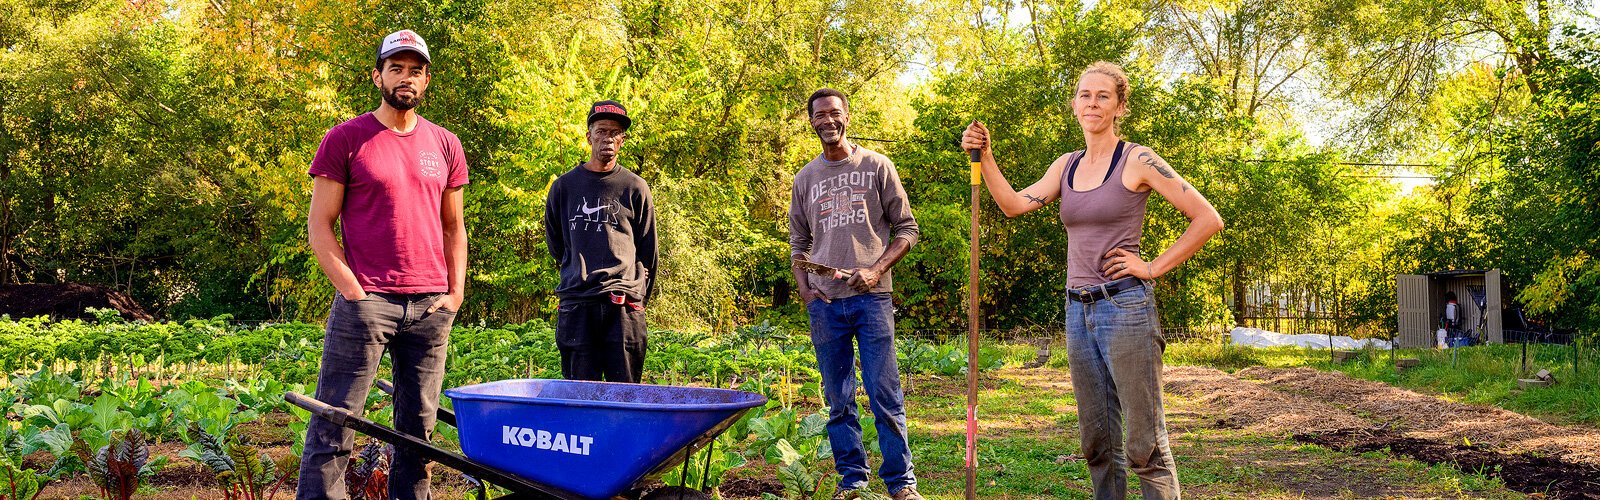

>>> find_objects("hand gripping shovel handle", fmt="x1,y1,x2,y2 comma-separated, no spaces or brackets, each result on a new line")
794,259,854,281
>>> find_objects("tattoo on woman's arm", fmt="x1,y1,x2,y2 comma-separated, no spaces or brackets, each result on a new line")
1021,192,1047,205
1138,151,1177,179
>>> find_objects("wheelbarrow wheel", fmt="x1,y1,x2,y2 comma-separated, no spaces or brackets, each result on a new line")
639,486,714,500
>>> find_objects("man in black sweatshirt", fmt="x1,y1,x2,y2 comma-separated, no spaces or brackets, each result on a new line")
543,100,657,383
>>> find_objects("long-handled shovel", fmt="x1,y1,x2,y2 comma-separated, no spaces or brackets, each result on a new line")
965,148,982,500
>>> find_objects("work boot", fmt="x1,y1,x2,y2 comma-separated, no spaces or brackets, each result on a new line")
831,488,859,500
890,486,924,500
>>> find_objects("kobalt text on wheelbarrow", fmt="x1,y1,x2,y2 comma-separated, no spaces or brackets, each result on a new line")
285,378,768,500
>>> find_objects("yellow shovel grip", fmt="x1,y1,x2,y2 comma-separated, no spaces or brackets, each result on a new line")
968,150,983,186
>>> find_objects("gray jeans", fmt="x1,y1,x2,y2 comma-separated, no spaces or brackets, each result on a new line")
297,293,456,500
1065,282,1180,500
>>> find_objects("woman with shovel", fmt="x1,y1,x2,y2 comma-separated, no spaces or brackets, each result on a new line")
960,61,1223,500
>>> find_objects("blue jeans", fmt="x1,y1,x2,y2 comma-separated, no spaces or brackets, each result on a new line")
806,293,917,494
1065,281,1179,500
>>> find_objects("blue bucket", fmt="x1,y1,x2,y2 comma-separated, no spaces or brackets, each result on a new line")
1447,337,1472,348
444,380,767,499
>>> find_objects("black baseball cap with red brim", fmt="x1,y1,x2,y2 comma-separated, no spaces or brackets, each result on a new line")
587,100,631,131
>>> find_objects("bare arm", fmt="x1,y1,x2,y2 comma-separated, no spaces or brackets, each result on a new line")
960,120,1065,217
869,237,913,275
308,176,365,301
847,236,913,293
1103,147,1225,280
429,186,467,313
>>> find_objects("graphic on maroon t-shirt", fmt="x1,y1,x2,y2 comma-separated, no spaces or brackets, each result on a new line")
308,113,469,293
419,151,446,178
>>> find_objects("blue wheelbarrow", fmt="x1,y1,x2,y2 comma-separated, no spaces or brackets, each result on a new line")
285,379,767,499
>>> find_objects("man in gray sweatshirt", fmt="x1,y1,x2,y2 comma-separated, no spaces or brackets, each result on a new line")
789,88,923,500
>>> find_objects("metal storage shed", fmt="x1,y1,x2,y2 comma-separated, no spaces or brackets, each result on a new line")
1396,269,1504,348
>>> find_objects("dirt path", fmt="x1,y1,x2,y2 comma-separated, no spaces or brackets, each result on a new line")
1239,366,1600,466
1159,365,1600,499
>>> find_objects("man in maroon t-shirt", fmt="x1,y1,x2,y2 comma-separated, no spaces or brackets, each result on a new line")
297,29,468,500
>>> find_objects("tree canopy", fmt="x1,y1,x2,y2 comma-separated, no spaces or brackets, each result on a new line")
2,0,1594,337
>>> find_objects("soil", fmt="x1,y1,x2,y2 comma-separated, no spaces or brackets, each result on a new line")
234,412,300,446
717,477,785,498
0,282,154,321
146,442,219,487
1165,364,1600,498
1297,428,1600,499
1238,366,1600,465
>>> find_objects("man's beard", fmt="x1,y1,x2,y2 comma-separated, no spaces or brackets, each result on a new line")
382,83,424,111
813,122,846,145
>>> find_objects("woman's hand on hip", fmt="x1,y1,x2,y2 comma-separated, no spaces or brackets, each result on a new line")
1103,248,1156,280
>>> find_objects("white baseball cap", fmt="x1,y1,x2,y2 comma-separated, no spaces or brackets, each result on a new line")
376,29,431,66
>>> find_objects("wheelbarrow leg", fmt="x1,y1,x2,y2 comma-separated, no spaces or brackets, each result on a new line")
679,447,691,497
285,391,582,500
699,439,714,492
665,439,717,500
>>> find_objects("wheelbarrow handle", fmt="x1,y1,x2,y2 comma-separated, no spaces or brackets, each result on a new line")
375,379,458,428
283,391,583,500
285,391,348,426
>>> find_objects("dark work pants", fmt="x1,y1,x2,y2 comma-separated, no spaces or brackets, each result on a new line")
556,299,647,383
297,293,455,500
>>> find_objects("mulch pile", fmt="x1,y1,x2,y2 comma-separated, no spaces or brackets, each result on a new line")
1163,366,1371,433
0,282,154,321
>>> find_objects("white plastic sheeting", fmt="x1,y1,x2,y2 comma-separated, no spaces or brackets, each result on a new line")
1229,327,1393,350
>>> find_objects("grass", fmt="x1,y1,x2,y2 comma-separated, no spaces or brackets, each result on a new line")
902,371,1085,497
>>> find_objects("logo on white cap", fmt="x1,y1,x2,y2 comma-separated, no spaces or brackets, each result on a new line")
379,29,431,64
